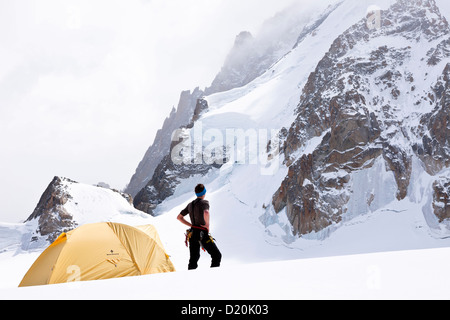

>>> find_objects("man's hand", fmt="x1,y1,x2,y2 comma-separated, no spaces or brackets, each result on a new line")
177,214,192,228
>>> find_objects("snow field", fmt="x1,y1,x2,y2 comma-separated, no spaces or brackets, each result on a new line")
2,247,450,300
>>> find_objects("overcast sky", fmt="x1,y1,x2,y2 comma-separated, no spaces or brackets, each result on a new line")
0,0,300,223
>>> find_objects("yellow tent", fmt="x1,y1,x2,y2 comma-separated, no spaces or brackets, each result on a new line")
19,222,176,287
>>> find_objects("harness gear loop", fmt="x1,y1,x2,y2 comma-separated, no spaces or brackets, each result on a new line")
185,229,193,247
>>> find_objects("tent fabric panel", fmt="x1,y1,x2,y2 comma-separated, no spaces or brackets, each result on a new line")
134,225,166,250
135,225,176,274
107,222,156,274
48,223,138,284
19,235,67,287
108,223,176,274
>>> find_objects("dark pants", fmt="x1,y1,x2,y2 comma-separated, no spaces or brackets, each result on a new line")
188,228,222,270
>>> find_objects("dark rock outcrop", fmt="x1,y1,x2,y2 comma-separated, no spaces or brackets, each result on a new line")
415,63,450,174
433,178,450,222
125,88,204,197
26,177,77,243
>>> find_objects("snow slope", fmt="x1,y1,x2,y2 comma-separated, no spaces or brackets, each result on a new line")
0,223,26,253
61,181,150,226
436,0,450,19
2,247,450,300
0,178,450,299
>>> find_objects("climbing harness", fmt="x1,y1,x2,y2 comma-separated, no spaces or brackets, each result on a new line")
185,228,216,252
184,229,193,247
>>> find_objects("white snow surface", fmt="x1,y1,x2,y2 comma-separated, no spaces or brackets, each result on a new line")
1,0,450,299
1,174,450,299
2,246,450,300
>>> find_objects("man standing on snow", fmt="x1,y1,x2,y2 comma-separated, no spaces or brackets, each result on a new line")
177,184,222,270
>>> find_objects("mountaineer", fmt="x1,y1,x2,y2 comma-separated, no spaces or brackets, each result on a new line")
177,184,222,270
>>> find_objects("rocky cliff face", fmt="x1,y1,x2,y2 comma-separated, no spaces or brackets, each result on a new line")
24,176,137,246
415,63,450,173
273,0,450,236
132,96,218,215
125,88,204,197
433,177,450,222
25,177,77,243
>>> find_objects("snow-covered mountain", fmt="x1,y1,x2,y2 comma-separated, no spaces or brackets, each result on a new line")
205,1,332,96
0,177,150,253
274,0,450,238
131,0,450,246
125,0,335,199
131,0,348,215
